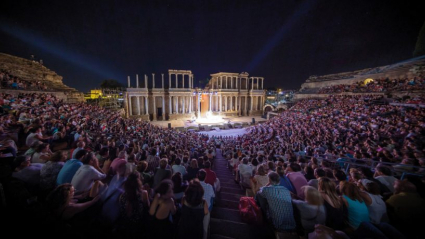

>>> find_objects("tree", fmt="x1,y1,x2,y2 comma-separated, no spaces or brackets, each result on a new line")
100,79,123,89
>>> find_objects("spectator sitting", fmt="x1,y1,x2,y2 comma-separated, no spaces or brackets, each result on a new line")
203,161,218,190
358,179,388,224
172,172,188,201
318,177,346,230
31,143,52,164
286,163,308,200
186,158,200,181
40,151,66,192
71,152,106,196
307,168,326,189
386,179,425,237
12,155,43,187
179,179,209,239
116,172,149,238
137,160,153,187
237,157,254,187
71,141,85,160
153,158,172,188
149,179,176,238
256,172,296,232
251,164,269,195
303,165,316,181
45,183,101,221
292,186,327,235
277,166,296,194
198,169,215,238
172,158,187,176
340,182,370,232
374,166,397,193
56,150,87,186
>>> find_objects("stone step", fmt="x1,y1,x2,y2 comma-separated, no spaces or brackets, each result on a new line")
210,218,275,239
211,207,243,223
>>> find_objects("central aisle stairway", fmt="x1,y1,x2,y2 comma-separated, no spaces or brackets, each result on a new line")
210,149,275,239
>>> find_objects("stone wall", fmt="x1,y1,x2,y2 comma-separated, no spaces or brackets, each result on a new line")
0,53,84,102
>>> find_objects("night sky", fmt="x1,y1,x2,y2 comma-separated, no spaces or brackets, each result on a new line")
1,0,424,92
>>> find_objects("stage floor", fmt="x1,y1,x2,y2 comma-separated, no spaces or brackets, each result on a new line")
149,116,265,129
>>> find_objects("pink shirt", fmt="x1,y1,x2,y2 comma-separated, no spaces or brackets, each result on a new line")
287,172,308,200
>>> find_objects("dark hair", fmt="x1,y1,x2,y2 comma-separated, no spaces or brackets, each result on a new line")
13,156,29,169
198,169,207,181
159,158,168,169
184,179,204,207
124,172,143,204
46,183,73,212
155,179,173,196
341,182,363,202
175,158,181,165
268,172,280,185
333,169,347,181
82,152,94,164
204,161,211,169
358,167,374,178
75,149,87,159
36,143,49,153
376,166,392,176
172,172,184,193
50,151,64,162
137,161,148,172
364,181,381,195
315,168,326,178
99,147,109,156
289,163,301,172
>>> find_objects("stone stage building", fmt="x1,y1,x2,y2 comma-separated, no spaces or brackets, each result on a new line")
125,70,266,121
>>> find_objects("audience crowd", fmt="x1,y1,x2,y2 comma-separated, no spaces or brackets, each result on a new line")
0,70,49,91
1,82,425,238
318,77,425,94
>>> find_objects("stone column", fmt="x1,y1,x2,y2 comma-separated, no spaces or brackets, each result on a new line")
244,96,248,115
209,93,212,111
262,78,264,89
145,96,149,115
152,74,155,88
225,76,227,89
238,96,241,116
169,73,171,88
189,95,192,113
136,74,139,88
224,96,227,112
153,96,156,120
183,96,186,114
162,96,165,119
137,96,140,115
251,78,254,90
230,96,233,111
145,75,148,89
231,77,233,89
175,96,179,114
128,96,132,116
127,76,130,88
219,95,222,112
182,74,185,88
169,96,172,114
236,77,238,89
162,74,164,89
197,94,200,117
220,76,223,89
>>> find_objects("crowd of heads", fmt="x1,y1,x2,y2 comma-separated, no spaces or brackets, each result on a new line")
317,77,425,94
0,70,49,91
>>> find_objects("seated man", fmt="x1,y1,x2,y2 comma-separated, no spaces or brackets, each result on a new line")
56,149,87,185
71,152,106,196
256,172,296,232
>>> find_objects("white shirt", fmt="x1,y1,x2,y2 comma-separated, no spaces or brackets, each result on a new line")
200,181,215,208
375,175,397,193
172,164,187,175
26,132,41,147
71,165,106,194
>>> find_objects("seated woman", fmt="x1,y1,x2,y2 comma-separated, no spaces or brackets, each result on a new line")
149,179,176,238
31,143,52,164
251,164,269,195
40,151,66,192
45,183,101,221
358,179,388,224
185,159,200,181
292,186,326,235
340,182,370,233
178,179,209,239
172,172,188,202
318,177,346,230
116,172,149,237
